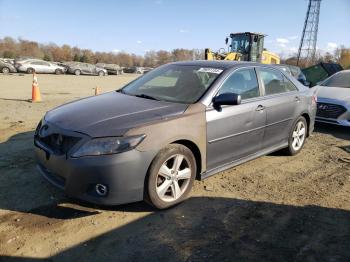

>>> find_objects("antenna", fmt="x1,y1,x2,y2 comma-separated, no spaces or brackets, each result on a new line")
297,0,322,66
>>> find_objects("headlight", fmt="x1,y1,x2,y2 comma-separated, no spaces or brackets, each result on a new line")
71,135,145,157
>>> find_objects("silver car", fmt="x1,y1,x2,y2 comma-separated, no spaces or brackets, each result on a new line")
17,60,65,74
315,70,350,126
35,61,316,209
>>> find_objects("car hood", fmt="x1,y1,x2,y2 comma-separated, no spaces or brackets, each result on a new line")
45,92,188,137
315,86,350,101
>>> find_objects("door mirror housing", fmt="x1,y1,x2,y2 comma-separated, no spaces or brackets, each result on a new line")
213,93,241,107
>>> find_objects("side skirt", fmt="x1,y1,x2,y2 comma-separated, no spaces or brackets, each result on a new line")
200,142,288,180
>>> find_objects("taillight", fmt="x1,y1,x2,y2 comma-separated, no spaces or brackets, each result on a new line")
312,94,317,104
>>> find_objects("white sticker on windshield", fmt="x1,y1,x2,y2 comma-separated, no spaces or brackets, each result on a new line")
197,68,223,74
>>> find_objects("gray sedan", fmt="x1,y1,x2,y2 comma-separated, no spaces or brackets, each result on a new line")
314,70,350,126
34,61,316,209
66,62,107,76
0,59,17,73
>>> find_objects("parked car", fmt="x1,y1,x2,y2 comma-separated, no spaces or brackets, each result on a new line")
96,63,123,75
16,60,66,74
123,66,145,74
142,67,154,74
0,59,17,73
66,62,107,76
34,61,316,209
274,64,309,86
302,62,343,87
123,66,137,73
314,70,350,126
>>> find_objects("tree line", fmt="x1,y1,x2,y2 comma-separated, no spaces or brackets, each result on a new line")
282,46,350,69
1,36,349,69
0,37,203,67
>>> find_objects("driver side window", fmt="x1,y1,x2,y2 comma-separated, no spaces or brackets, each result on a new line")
218,68,260,100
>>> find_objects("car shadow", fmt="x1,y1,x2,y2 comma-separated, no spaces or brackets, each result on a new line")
314,122,350,141
2,196,350,262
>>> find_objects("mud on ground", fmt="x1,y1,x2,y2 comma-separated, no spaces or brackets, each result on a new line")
0,74,349,261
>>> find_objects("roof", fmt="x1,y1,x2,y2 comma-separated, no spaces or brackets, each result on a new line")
170,60,262,69
230,32,266,37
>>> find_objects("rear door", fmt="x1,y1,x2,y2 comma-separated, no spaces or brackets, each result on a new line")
81,64,91,74
206,67,267,170
30,62,44,73
256,67,299,149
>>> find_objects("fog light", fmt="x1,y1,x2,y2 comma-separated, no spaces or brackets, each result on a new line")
95,184,108,196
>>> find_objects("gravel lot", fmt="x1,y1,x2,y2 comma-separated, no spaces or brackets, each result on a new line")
0,73,349,261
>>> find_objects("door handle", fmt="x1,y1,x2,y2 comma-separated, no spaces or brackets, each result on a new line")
255,105,265,111
295,96,301,102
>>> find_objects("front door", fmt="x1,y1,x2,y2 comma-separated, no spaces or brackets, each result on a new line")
206,67,267,171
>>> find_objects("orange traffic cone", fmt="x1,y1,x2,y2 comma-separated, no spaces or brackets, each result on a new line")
31,72,42,102
94,86,101,96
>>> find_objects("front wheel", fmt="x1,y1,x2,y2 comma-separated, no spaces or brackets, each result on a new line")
1,67,10,74
74,69,81,76
145,144,196,209
98,71,105,76
284,116,307,155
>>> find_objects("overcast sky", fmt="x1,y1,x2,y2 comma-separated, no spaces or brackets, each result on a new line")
0,0,349,56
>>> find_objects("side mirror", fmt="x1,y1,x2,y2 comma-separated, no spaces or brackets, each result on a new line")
213,93,241,108
225,37,229,45
298,78,311,87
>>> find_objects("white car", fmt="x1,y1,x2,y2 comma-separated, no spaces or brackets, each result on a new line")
17,60,66,74
315,70,350,126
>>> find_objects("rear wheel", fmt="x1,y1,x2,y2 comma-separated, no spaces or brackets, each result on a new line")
74,69,81,76
98,71,105,76
27,68,34,74
1,67,10,74
55,69,63,75
284,116,307,155
145,144,196,209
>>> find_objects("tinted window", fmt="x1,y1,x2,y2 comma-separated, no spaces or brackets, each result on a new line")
283,76,298,92
260,68,296,95
218,68,260,99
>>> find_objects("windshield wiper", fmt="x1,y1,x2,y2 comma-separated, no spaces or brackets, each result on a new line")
134,94,159,101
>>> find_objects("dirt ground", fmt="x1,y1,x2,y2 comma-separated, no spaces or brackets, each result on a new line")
0,73,349,261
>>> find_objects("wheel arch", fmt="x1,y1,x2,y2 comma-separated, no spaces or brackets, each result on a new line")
171,139,202,180
301,112,311,137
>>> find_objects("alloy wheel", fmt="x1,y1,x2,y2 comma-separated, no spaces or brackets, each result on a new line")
292,121,306,151
156,154,191,202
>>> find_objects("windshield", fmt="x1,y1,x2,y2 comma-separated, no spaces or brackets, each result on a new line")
321,71,350,88
121,64,223,104
230,34,250,54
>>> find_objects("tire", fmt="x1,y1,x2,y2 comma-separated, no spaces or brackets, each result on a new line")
74,70,81,76
145,144,196,209
284,116,307,156
98,71,105,76
27,68,34,74
55,69,63,75
1,67,10,74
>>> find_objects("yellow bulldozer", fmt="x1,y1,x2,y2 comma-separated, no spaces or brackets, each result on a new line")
205,32,280,64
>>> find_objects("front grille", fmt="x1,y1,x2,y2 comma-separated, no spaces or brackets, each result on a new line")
316,102,347,119
34,121,81,155
36,134,81,155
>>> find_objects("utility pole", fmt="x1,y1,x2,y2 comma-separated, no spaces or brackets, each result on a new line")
297,0,322,66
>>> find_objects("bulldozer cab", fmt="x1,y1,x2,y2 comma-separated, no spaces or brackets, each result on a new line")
227,32,265,63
